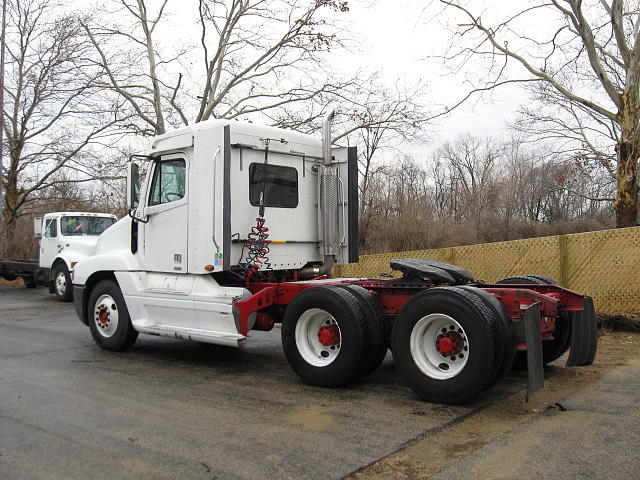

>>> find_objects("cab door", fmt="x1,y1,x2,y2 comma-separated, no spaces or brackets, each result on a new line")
142,155,189,273
39,217,59,268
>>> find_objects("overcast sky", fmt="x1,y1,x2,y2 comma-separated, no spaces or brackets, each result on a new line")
94,0,534,155
341,0,528,144
163,0,527,148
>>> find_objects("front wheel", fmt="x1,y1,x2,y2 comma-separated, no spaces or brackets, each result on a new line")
391,287,507,404
52,263,73,301
87,279,138,351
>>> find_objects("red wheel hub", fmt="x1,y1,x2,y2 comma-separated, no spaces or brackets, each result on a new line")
436,331,464,356
98,309,109,325
317,324,340,346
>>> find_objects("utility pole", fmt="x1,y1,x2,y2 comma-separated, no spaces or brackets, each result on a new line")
0,0,6,258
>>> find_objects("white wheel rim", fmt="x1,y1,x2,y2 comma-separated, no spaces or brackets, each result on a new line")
94,294,119,338
55,272,66,296
410,313,469,380
295,308,341,367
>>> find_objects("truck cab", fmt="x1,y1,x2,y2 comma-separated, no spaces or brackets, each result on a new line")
72,116,357,346
36,212,118,300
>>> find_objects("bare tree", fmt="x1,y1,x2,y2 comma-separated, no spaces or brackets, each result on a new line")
353,131,615,254
265,74,433,248
334,80,431,201
436,134,501,240
512,81,619,185
1,0,125,257
439,0,640,227
82,0,354,135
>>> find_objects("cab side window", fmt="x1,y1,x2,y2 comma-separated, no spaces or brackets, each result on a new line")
149,159,186,206
44,219,57,238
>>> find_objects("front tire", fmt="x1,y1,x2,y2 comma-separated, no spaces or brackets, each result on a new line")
87,279,138,351
52,263,73,302
391,287,506,404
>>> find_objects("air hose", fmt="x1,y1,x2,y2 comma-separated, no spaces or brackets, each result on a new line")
241,139,271,279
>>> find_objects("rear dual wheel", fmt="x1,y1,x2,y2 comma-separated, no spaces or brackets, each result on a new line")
281,285,390,388
282,285,514,403
391,287,514,404
281,286,366,387
496,275,571,369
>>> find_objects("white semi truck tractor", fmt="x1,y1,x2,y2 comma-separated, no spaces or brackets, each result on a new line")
0,212,117,301
72,114,597,404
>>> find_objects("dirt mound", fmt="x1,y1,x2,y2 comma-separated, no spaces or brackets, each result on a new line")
0,277,25,287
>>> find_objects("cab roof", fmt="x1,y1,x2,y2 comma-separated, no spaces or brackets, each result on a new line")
150,119,322,155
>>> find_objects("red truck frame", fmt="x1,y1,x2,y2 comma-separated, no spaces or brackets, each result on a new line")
232,262,597,403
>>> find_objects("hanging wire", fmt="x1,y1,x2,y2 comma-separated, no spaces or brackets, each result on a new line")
240,139,271,280
240,216,271,280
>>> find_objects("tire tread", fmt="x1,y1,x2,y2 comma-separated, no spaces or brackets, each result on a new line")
336,284,389,377
457,286,516,390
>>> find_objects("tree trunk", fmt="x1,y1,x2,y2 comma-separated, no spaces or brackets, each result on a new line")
2,216,18,260
3,149,21,259
614,139,639,227
615,98,639,227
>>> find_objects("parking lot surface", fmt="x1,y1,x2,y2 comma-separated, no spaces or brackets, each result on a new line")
0,285,533,479
430,361,640,480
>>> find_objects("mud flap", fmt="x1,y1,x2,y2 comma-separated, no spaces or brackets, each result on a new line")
523,302,544,402
566,296,597,367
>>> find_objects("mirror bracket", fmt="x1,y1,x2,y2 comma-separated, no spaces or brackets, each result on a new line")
127,153,155,220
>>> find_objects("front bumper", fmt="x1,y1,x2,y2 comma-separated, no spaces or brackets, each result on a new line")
73,285,88,325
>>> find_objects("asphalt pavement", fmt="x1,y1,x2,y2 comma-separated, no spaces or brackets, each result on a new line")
0,285,528,480
430,361,640,480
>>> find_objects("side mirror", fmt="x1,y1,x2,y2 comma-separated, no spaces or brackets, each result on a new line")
127,162,141,210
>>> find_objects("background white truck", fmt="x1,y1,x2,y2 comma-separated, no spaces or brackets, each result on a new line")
0,212,117,301
71,113,597,404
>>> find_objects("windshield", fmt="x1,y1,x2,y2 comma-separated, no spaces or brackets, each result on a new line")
60,216,116,236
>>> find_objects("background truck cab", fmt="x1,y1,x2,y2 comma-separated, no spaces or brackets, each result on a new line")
0,212,117,301
38,212,118,301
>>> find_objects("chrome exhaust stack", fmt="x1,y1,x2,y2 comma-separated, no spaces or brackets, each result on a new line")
322,109,335,166
319,108,339,258
299,108,338,280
